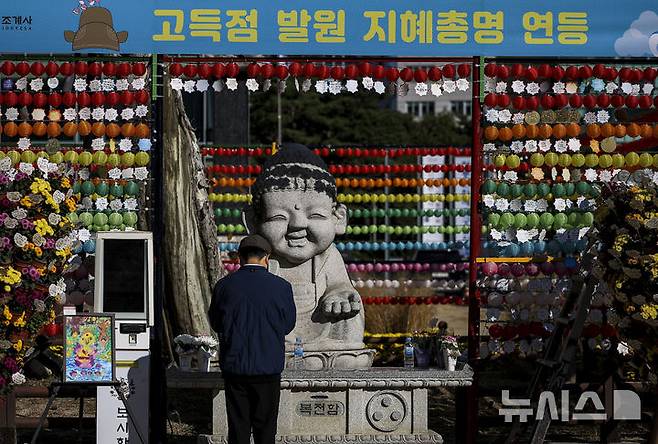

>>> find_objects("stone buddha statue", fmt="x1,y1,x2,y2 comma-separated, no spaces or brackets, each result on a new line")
243,144,373,369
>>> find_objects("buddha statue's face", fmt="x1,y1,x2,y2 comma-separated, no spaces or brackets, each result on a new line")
257,190,346,266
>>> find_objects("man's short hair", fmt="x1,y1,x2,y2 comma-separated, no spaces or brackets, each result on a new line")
239,247,268,261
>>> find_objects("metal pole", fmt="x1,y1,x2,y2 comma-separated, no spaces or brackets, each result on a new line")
465,55,483,444
277,86,282,145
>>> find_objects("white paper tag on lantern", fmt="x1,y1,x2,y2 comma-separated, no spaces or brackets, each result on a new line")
483,143,496,152
346,79,359,93
5,108,18,121
510,141,524,153
631,84,640,95
315,80,328,94
562,168,571,182
525,140,539,152
620,82,633,94
430,82,442,96
490,229,503,240
362,77,374,90
301,78,312,92
101,78,115,91
643,83,654,95
495,81,507,93
329,80,343,95
554,198,567,211
294,78,299,92
91,138,105,151
456,78,469,91
121,108,135,120
485,109,499,122
226,78,238,91
484,78,496,93
443,80,456,93
245,78,259,92
15,77,27,90
568,138,581,152
73,78,87,91
122,168,135,179
108,168,122,179
414,82,428,96
585,169,598,181
212,80,223,92
196,79,209,92
47,77,59,89
554,140,567,153
135,105,148,118
524,200,537,212
104,108,118,122
596,110,610,123
537,140,551,152
483,195,495,207
183,80,196,93
509,199,522,211
132,78,146,90
535,199,548,211
552,82,566,94
30,78,44,92
565,82,578,94
503,171,518,182
17,138,31,151
124,198,138,210
32,109,46,121
525,82,540,95
600,170,613,182
512,80,525,94
88,79,101,92
495,199,509,211
134,167,149,180
278,79,287,94
498,109,512,123
119,138,133,151
91,107,105,121
110,199,124,211
170,78,183,91
116,79,129,91
96,197,108,211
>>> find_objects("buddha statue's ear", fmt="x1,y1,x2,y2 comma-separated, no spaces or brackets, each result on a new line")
334,203,348,235
242,206,257,234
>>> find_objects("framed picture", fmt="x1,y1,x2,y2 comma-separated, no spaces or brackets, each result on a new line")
63,313,115,384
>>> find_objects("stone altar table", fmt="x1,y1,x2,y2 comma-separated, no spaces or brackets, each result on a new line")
167,366,473,444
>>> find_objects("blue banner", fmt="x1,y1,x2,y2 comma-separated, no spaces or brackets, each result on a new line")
0,0,657,57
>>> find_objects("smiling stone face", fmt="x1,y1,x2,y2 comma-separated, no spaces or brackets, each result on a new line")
259,190,341,265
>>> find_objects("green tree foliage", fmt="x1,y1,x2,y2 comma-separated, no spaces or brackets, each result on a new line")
248,88,470,147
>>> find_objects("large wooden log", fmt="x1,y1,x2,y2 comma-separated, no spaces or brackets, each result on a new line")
163,80,224,336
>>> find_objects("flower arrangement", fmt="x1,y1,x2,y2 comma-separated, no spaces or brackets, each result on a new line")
593,172,658,380
0,157,80,392
439,336,461,358
174,334,218,371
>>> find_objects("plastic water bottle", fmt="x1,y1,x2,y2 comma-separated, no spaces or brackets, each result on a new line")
404,337,415,368
293,337,304,370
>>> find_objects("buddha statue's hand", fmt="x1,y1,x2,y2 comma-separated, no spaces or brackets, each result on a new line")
319,290,361,318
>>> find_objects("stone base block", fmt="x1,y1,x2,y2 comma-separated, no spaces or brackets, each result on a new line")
198,432,443,444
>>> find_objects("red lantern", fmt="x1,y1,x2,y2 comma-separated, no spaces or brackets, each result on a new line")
275,65,289,80
212,63,226,78
511,63,524,78
496,64,510,79
497,94,511,108
630,69,643,83
512,95,526,110
226,63,240,78
315,65,330,79
330,66,345,80
554,93,568,108
30,62,45,77
639,95,652,109
120,90,135,106
1,61,15,76
76,92,90,107
91,91,105,107
183,64,198,78
260,63,274,79
246,63,260,78
484,63,497,77
132,62,147,77
345,64,358,79
605,67,618,81
74,61,88,76
583,94,597,109
601,324,617,338
197,63,212,79
414,68,428,83
583,324,600,338
428,66,442,81
302,63,315,78
168,63,183,77
358,62,372,77
488,324,503,338
15,61,30,77
611,94,624,108
372,65,386,79
625,95,639,109
105,91,119,106
537,64,552,78
565,65,579,80
3,91,17,107
643,67,657,82
18,91,32,107
48,92,62,107
103,62,116,77
32,92,47,108
526,96,539,110
597,93,610,108
44,323,57,337
551,66,565,81
541,94,555,110
525,66,538,81
619,67,632,82
86,62,102,77
442,63,456,78
385,67,399,81
457,63,471,78
116,62,131,77
484,93,497,107
399,67,414,82
578,65,593,79
289,62,302,77
62,92,76,107
593,64,606,78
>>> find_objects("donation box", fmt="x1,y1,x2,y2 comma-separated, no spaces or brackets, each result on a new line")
94,231,154,444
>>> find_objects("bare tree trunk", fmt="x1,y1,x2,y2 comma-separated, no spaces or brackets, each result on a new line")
163,80,224,336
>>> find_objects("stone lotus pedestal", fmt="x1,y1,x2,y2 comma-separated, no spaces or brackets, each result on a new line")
167,366,473,444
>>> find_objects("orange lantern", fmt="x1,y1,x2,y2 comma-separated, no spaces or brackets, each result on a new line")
552,123,566,139
586,124,601,139
640,124,653,139
121,123,135,138
3,122,17,138
78,120,92,136
484,126,499,141
62,122,78,137
498,126,513,142
511,124,526,139
600,123,615,138
46,122,61,138
614,124,627,138
134,123,150,139
626,123,640,138
32,122,46,137
538,124,553,139
91,122,106,138
566,123,581,138
105,123,121,138
525,124,539,139
17,122,32,138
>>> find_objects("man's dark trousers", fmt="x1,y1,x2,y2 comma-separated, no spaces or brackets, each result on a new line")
224,373,281,444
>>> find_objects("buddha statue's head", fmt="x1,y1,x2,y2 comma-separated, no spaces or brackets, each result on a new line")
244,144,347,266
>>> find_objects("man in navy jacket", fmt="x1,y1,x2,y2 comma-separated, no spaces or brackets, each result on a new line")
209,234,296,444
